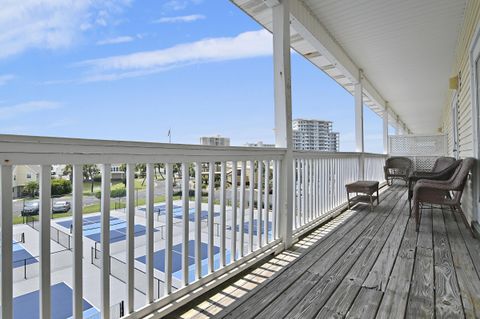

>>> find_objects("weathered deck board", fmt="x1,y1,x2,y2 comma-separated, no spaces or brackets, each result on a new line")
432,207,464,318
345,287,383,319
171,186,480,319
362,197,410,292
320,199,408,317
405,208,434,318
443,208,480,318
217,187,400,319
375,218,417,319
452,209,480,279
254,188,403,318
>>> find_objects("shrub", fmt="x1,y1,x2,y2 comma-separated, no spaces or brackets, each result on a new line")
95,184,126,199
51,179,72,196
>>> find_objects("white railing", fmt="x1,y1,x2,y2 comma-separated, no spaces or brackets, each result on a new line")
364,153,388,182
0,135,284,319
292,152,387,235
0,135,387,318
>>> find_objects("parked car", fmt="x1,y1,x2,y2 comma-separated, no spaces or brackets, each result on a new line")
21,201,39,216
52,201,71,214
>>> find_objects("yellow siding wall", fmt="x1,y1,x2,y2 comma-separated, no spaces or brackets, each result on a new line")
442,0,480,223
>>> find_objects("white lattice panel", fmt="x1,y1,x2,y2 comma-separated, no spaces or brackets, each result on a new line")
389,135,446,156
388,134,447,172
411,156,438,171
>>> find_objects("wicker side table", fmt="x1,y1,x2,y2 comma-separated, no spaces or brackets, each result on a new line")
345,181,380,211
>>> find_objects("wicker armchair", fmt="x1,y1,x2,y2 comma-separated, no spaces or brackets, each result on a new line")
407,157,459,212
412,157,475,231
384,157,413,186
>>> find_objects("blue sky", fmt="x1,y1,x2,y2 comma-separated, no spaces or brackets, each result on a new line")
0,0,388,152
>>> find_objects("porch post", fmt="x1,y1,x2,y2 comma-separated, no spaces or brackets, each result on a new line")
272,0,293,249
355,76,364,153
396,116,402,135
355,73,365,180
383,103,389,154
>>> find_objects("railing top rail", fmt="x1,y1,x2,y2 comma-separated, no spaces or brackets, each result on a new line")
0,134,388,165
293,151,387,158
0,134,286,165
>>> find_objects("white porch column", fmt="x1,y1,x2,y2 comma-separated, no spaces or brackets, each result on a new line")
39,165,51,319
355,75,365,180
355,77,364,153
272,0,293,249
383,103,389,154
1,165,13,319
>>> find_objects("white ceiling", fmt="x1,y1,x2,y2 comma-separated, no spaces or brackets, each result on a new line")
232,0,467,134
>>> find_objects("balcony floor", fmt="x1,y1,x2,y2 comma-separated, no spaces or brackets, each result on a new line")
170,184,480,319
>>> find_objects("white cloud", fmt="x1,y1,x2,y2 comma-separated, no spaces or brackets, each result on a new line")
0,101,61,119
76,29,272,81
0,74,15,86
163,0,203,11
0,0,131,59
154,14,205,24
96,36,134,45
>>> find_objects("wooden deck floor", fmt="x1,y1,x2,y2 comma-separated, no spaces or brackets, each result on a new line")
170,185,480,319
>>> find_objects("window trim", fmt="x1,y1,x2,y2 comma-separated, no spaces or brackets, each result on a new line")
468,24,480,224
451,90,459,159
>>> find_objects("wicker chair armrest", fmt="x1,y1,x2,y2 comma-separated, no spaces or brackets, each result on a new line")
414,179,453,192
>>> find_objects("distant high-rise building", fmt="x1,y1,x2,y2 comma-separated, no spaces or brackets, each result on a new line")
200,135,230,146
292,119,339,151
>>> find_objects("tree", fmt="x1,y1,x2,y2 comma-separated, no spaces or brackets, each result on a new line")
63,164,73,182
136,164,146,185
172,163,182,185
119,164,127,186
83,164,100,193
154,163,164,180
23,181,39,198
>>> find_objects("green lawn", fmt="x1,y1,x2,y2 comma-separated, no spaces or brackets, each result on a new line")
82,178,153,195
13,194,186,225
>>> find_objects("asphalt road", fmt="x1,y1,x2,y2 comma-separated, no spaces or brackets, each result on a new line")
13,180,167,218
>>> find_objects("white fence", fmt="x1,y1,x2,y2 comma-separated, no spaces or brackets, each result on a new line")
389,134,447,171
0,135,387,318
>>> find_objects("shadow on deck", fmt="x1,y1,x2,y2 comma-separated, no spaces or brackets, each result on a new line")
168,184,480,319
